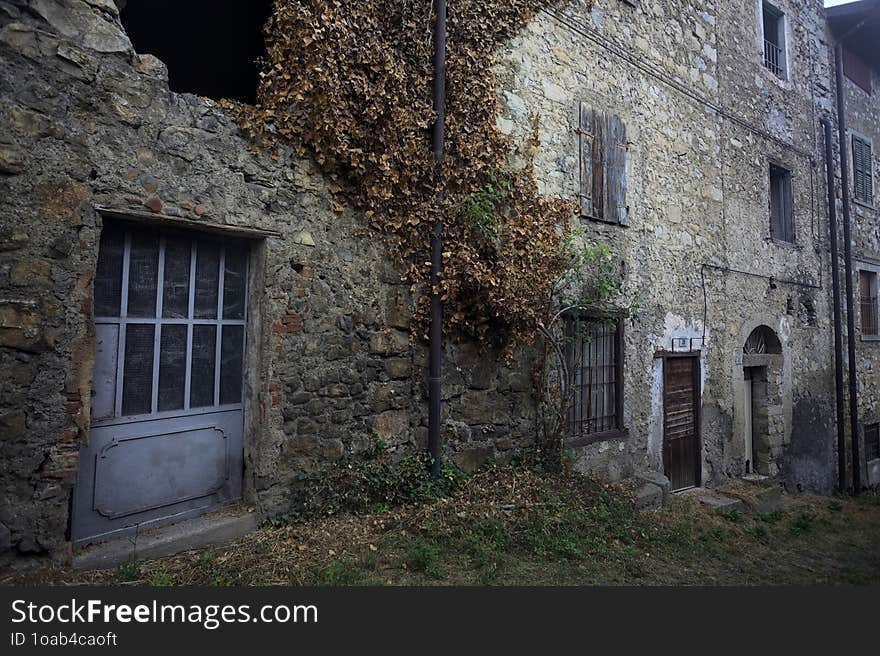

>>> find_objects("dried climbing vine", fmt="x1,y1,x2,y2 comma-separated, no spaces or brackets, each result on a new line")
224,0,575,354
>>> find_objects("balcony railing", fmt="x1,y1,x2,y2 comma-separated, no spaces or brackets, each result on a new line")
764,40,784,78
862,296,879,336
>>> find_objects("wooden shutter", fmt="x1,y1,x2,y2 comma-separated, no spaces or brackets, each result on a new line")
579,105,627,225
579,104,603,220
853,136,873,204
606,114,628,225
769,170,782,240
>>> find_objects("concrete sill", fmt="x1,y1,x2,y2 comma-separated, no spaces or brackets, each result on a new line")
567,428,629,448
767,237,799,250
861,335,880,342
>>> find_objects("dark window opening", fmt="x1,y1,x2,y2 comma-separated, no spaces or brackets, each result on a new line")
769,164,794,243
860,270,879,336
120,1,272,103
866,423,880,462
566,317,624,438
762,2,786,79
744,325,783,355
843,47,872,95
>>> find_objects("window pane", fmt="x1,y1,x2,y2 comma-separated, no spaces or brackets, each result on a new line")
92,324,118,420
220,325,244,405
94,226,125,317
223,247,248,320
158,325,187,412
190,325,216,408
122,324,155,416
127,231,160,317
194,243,220,319
162,237,192,319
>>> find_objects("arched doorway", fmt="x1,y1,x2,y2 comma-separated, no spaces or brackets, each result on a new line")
742,325,784,475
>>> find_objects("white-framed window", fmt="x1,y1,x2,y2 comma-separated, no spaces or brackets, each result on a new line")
860,268,879,338
761,1,787,79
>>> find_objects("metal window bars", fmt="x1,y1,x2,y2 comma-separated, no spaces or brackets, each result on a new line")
566,319,621,437
764,39,784,78
861,295,879,336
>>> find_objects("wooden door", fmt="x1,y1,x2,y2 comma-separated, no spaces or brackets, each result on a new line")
663,355,701,491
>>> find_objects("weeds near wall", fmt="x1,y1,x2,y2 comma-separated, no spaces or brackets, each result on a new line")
279,438,465,521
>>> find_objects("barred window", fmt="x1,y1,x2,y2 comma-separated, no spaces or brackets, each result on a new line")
762,2,787,79
853,135,873,206
566,318,624,438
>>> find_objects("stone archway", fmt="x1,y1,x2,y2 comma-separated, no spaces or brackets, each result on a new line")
742,325,784,475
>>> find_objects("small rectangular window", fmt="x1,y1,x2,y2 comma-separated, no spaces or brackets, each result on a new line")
853,135,874,206
865,423,880,462
566,317,624,438
843,48,872,94
769,164,794,243
860,270,879,336
762,2,786,79
579,105,628,226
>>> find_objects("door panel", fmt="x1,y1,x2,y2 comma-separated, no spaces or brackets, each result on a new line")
663,356,701,491
73,224,248,546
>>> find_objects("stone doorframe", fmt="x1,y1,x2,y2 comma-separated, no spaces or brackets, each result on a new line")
731,319,792,477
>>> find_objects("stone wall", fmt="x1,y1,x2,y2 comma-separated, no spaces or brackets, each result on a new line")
1,0,876,565
492,0,839,492
843,56,880,486
0,0,537,565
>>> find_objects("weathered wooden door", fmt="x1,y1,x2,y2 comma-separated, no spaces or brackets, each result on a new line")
72,223,248,546
663,355,701,491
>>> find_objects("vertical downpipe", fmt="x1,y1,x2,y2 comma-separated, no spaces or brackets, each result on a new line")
822,118,847,493
428,0,447,479
834,44,861,493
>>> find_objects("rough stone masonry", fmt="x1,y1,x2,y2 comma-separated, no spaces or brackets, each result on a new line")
0,0,877,566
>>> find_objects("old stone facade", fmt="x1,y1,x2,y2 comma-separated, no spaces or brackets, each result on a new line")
0,0,877,565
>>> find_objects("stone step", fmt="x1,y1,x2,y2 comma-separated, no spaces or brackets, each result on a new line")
634,471,671,510
678,487,746,512
719,478,783,513
73,507,259,571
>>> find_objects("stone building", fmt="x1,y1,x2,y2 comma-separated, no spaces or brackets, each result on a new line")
0,0,877,565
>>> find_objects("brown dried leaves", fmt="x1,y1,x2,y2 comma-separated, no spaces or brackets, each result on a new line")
225,0,574,355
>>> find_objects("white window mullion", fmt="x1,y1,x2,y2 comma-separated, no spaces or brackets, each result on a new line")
113,231,132,418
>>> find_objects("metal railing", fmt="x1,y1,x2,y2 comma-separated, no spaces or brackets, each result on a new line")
862,296,879,336
764,40,784,78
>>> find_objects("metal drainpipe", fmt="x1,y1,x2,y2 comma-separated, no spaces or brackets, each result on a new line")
833,43,861,494
428,0,447,479
821,118,847,493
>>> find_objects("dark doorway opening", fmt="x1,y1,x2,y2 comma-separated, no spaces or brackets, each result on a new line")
120,0,272,104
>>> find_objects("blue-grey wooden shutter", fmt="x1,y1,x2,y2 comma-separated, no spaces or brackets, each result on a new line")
579,103,602,220
853,136,873,204
606,114,628,225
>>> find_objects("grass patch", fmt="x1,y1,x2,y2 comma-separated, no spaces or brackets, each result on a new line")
6,469,880,587
406,539,446,580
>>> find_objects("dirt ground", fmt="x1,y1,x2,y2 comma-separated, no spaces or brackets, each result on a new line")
4,466,880,586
